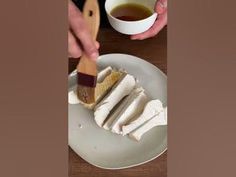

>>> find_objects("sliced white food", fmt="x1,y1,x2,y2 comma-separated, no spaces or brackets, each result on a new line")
103,96,130,130
122,99,163,135
94,74,136,127
97,66,112,83
129,107,167,141
108,88,148,134
68,90,80,104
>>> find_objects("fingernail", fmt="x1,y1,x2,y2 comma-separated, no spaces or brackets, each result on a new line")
158,0,167,7
90,52,99,60
156,1,167,14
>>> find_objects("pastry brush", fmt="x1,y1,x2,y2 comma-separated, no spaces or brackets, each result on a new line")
77,0,100,104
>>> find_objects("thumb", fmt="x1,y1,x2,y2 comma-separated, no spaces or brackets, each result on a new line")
155,0,167,14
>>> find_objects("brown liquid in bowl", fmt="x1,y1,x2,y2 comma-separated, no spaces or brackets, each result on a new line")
110,3,153,21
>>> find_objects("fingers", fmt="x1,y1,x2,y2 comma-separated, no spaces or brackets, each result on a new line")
131,11,167,40
130,0,167,40
68,1,99,60
68,30,99,58
68,30,82,58
95,41,100,49
155,0,167,14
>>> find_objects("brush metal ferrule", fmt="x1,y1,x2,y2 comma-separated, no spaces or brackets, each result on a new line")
77,72,97,87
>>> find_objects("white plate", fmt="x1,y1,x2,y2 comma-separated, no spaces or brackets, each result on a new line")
68,53,167,169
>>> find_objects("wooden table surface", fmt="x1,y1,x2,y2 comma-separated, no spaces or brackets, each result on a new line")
69,27,167,177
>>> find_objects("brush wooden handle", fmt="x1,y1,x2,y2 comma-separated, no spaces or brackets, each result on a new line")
77,0,100,76
83,0,100,41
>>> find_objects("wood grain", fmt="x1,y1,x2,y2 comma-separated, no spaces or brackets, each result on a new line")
77,0,100,76
69,147,167,177
69,27,167,177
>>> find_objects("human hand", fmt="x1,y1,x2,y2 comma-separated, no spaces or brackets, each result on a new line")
68,0,99,59
131,0,167,40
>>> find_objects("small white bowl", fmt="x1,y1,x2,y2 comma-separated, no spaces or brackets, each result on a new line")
105,0,157,35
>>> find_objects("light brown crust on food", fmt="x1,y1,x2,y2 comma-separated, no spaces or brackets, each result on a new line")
80,69,125,109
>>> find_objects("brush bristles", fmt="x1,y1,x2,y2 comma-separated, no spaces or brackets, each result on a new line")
77,85,96,104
